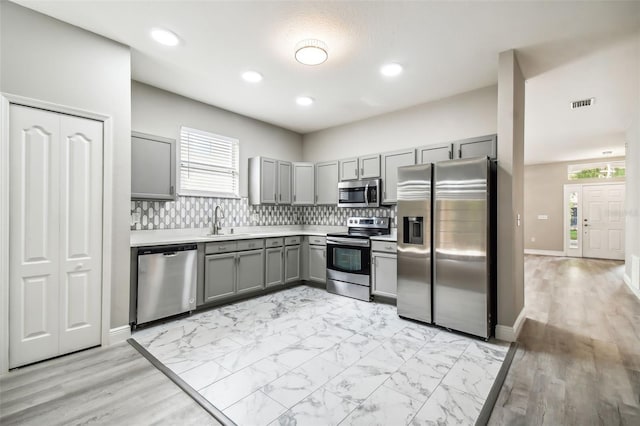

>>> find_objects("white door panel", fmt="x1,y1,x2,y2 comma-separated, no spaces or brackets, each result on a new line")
583,184,625,260
10,105,61,367
59,115,102,353
9,105,103,367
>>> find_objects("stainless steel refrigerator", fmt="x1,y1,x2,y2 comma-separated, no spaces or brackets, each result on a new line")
397,164,433,323
397,157,495,339
434,156,494,338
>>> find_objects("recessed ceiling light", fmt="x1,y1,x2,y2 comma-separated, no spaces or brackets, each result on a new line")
296,96,314,106
380,63,403,77
242,71,263,83
295,39,328,66
150,28,180,46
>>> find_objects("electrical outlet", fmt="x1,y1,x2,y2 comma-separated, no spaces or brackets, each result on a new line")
131,212,141,225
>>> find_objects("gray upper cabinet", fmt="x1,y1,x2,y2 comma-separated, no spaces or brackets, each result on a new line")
454,134,497,160
339,154,380,181
249,156,277,205
381,149,416,204
250,156,299,205
339,157,359,181
277,160,292,204
418,142,453,164
359,154,380,179
292,162,315,205
131,132,176,200
315,161,338,205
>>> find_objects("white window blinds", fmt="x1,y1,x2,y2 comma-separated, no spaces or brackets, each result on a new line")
178,126,239,197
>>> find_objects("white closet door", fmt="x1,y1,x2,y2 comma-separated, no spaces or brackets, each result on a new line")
58,115,102,353
9,105,103,368
9,105,61,367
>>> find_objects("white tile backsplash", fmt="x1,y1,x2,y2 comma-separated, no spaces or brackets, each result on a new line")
130,196,396,230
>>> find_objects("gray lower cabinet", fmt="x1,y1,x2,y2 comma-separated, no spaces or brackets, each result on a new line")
371,252,397,298
204,242,265,303
285,245,301,283
237,249,265,294
265,247,284,287
371,241,398,298
204,252,236,303
308,244,326,283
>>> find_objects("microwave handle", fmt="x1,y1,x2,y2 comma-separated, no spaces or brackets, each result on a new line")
365,183,369,206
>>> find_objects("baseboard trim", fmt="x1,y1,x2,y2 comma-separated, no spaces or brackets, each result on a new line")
524,249,565,257
495,307,526,342
624,273,640,300
108,325,131,345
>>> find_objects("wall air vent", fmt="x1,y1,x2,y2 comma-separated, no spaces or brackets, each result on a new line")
570,97,595,109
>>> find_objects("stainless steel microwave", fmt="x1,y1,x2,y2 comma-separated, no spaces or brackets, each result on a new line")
337,179,381,208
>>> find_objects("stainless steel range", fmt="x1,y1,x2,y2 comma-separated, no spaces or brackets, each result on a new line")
326,217,391,301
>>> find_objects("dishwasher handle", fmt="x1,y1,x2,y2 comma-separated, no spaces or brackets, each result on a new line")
139,243,197,255
163,252,179,257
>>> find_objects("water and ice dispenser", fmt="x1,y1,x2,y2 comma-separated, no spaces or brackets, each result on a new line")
403,216,424,245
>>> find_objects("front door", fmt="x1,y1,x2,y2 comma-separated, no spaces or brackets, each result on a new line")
582,184,625,260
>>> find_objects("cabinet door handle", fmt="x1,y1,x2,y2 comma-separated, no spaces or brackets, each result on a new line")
448,150,453,159
274,193,276,201
458,149,462,158
315,194,318,203
279,194,282,201
294,195,296,202
170,185,174,195
354,168,357,177
360,167,364,176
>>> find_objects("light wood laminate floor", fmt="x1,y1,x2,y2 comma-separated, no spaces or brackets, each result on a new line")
489,255,640,425
0,342,219,426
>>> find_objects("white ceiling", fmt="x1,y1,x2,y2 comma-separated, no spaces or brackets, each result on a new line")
13,1,640,164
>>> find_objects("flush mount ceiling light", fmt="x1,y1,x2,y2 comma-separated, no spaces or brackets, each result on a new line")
380,62,403,77
296,96,314,106
242,70,263,83
295,39,328,66
150,28,180,46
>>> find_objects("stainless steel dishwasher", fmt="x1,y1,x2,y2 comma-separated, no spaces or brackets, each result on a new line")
137,243,197,325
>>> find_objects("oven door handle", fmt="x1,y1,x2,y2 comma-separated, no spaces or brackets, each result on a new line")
327,237,370,247
365,183,369,206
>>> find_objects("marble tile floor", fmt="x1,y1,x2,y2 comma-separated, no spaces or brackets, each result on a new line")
132,285,509,426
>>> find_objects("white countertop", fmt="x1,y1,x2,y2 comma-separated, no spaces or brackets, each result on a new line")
370,230,398,242
130,225,346,247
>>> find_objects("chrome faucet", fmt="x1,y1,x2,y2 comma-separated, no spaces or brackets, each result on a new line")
212,205,225,235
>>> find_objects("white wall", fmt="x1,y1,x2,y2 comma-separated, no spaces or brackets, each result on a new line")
496,50,525,335
302,86,497,161
132,81,303,198
1,2,131,328
625,116,639,290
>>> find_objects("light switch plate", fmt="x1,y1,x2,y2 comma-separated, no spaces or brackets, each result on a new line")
537,214,549,220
